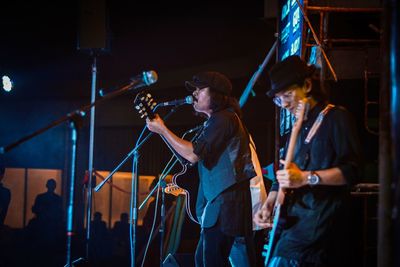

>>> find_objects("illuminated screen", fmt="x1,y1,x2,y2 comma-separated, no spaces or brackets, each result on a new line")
278,0,304,61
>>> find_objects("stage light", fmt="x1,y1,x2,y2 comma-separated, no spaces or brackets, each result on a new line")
2,75,13,92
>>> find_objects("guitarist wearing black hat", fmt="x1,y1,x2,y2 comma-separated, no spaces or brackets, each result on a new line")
146,71,257,267
254,55,362,267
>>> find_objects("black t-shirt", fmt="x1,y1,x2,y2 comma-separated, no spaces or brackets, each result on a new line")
272,103,362,265
193,109,236,169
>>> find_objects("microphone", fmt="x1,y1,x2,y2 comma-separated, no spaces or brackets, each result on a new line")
158,96,193,107
99,70,158,97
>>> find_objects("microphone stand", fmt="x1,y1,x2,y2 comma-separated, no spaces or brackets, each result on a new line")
85,53,97,262
65,113,84,267
160,181,166,267
131,148,139,267
0,78,154,267
0,79,148,154
93,107,181,192
94,106,183,267
137,124,203,267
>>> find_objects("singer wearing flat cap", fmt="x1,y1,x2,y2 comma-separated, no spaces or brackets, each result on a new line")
254,56,362,267
146,71,257,266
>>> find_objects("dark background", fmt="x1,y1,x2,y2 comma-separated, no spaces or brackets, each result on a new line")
0,0,381,266
0,0,277,173
0,0,380,216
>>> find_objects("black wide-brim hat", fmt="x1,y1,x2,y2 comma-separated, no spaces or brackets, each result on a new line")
266,55,316,97
185,71,232,96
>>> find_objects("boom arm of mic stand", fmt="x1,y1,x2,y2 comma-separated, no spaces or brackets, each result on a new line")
94,106,181,192
0,80,142,154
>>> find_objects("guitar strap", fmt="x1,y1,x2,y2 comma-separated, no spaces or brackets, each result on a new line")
304,104,335,144
294,103,335,168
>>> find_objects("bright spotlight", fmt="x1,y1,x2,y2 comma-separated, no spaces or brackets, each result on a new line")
2,76,13,92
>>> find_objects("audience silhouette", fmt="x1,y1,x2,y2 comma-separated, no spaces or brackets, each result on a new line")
25,178,65,266
89,211,112,266
32,178,63,222
112,212,131,266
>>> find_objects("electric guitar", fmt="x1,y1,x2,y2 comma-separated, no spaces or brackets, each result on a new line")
133,91,201,224
263,98,308,266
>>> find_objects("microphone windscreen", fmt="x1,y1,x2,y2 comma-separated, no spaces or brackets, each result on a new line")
143,70,158,85
185,95,194,104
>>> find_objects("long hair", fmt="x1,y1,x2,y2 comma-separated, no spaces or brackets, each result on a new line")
301,67,328,104
208,89,243,118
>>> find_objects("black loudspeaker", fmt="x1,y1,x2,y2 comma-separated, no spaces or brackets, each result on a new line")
163,253,195,267
77,0,110,52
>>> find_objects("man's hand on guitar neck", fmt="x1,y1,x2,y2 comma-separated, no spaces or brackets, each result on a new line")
146,114,166,134
253,191,277,229
276,159,308,189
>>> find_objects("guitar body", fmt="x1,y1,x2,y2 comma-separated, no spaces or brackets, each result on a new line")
169,163,200,224
263,204,283,265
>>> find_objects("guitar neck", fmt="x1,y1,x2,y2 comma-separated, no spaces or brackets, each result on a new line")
276,99,307,205
276,128,300,205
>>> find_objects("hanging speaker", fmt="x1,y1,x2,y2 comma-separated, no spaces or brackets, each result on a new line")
77,0,110,52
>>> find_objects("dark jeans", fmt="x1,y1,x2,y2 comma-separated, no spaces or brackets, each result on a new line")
195,225,235,267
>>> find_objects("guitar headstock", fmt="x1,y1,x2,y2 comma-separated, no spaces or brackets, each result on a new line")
292,98,309,131
134,92,157,120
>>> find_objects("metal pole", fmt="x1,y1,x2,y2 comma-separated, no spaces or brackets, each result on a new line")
65,120,78,267
130,150,139,267
378,1,395,266
389,1,400,267
85,54,97,259
160,186,165,267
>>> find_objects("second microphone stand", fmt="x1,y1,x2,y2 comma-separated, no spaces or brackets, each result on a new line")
94,105,183,267
137,123,203,267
